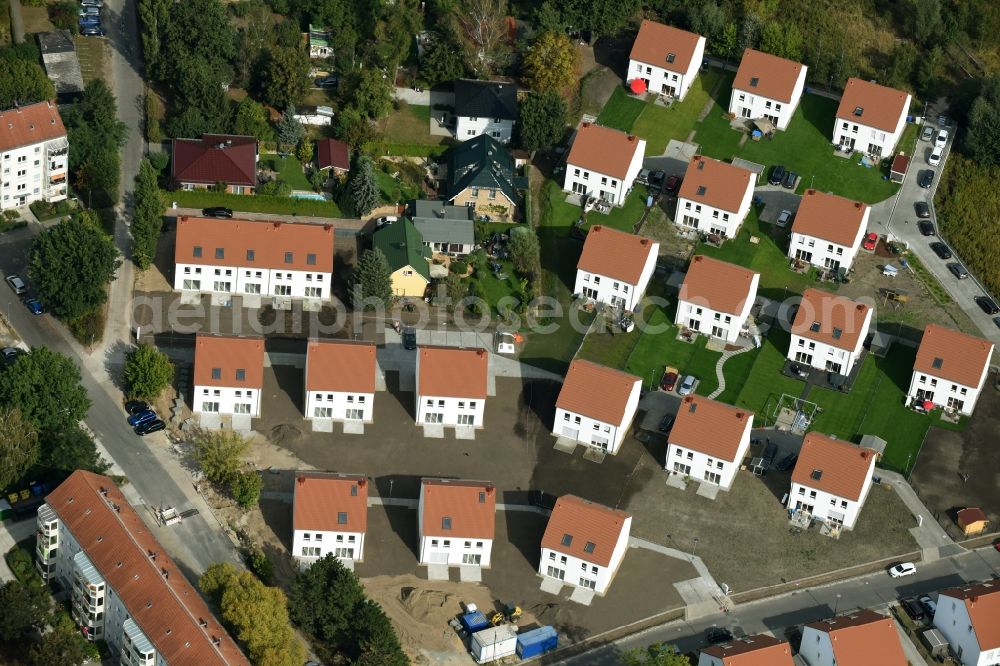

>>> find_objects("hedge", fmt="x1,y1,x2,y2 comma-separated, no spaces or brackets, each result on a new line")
164,189,347,218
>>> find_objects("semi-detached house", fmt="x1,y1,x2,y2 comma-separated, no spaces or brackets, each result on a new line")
906,324,994,416
676,255,759,344
698,634,794,666
418,478,495,569
834,78,912,158
574,225,659,312
728,48,807,130
0,100,69,210
675,155,755,238
666,395,753,491
563,123,645,206
193,333,265,419
553,359,642,455
304,339,377,425
789,433,877,531
415,346,489,428
627,19,706,101
933,581,1000,666
789,190,870,273
799,610,906,666
788,289,872,376
292,472,369,568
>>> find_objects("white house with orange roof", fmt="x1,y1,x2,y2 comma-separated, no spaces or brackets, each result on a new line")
628,20,706,100
292,472,369,568
906,324,994,416
698,634,794,666
304,339,377,428
193,334,265,424
676,255,759,343
563,123,646,206
539,495,632,596
675,155,755,238
0,100,69,210
415,346,489,429
574,225,659,311
789,190,870,272
788,289,872,376
729,49,806,130
418,478,495,572
800,610,907,666
553,359,642,454
834,78,912,158
933,581,1000,666
789,433,877,530
666,395,753,491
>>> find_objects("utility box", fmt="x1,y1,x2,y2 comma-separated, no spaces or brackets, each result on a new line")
460,611,489,634
470,625,518,663
516,625,558,658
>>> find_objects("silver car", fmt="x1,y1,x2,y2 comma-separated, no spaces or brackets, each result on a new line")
921,125,933,141
678,375,697,396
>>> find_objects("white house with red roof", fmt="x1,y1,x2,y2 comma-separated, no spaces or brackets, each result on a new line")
698,634,794,666
676,155,755,238
563,123,646,206
728,49,807,130
933,581,1000,666
834,79,912,158
677,255,759,343
627,20,706,101
789,433,877,530
667,396,753,490
788,290,872,375
789,190,870,272
304,340,377,426
553,359,642,454
171,134,258,194
193,334,265,422
800,610,907,666
574,225,659,311
415,346,489,429
906,324,994,416
418,478,495,570
173,216,334,303
292,472,369,568
0,100,69,210
539,495,632,596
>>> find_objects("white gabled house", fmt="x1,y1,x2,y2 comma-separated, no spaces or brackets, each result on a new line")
304,339,377,425
563,123,645,206
539,495,632,596
193,333,264,419
676,255,759,344
834,78,912,158
666,396,753,491
627,20,706,101
574,225,658,312
728,48,807,130
553,360,642,455
418,478,495,568
698,634,794,666
788,289,872,376
789,190,870,273
906,324,994,417
675,155,755,239
292,472,369,568
933,582,1000,666
453,79,518,143
800,610,907,666
789,433,877,531
415,346,488,428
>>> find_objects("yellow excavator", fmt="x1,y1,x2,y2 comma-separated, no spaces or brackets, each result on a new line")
489,602,522,626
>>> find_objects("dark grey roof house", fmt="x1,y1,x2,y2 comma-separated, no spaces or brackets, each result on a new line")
37,31,84,103
454,79,518,143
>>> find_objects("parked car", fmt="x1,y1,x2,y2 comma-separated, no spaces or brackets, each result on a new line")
920,125,934,141
648,170,666,189
776,453,798,472
862,232,878,251
889,562,917,578
5,274,27,295
78,16,101,26
789,362,809,378
947,262,969,279
919,595,937,617
975,296,1000,315
635,169,650,185
314,76,339,89
79,6,101,16
659,366,679,392
928,147,942,166
994,316,1000,330
663,174,680,193
917,220,935,236
929,242,952,260
2,347,24,365
23,297,43,315
769,165,786,186
201,206,233,218
914,201,930,218
776,210,792,227
918,169,934,189
705,628,733,645
125,400,150,415
402,327,417,350
781,170,798,190
80,26,105,36
658,414,675,433
677,375,697,396
135,419,166,436
935,129,949,148
127,409,157,427
901,597,926,622
81,0,103,5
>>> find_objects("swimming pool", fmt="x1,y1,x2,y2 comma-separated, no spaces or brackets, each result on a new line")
290,192,329,201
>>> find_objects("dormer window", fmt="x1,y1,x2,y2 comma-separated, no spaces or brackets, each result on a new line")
853,106,863,117
809,322,821,333
750,76,759,87
666,52,675,64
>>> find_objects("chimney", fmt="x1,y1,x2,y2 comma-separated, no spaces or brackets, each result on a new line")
297,475,306,485
805,189,815,196
582,122,591,128
855,202,862,209
273,221,282,228
627,135,636,142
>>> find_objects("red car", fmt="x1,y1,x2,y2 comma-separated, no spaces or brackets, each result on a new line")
664,175,680,193
660,366,679,392
863,232,878,251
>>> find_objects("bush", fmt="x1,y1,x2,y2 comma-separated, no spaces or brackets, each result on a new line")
449,260,468,275
5,546,41,587
49,2,79,32
67,309,106,346
241,545,273,584
468,249,487,270
123,344,174,400
230,470,262,508
257,179,292,197
148,151,169,173
144,93,163,143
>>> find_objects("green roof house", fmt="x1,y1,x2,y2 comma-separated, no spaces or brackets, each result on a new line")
372,218,431,297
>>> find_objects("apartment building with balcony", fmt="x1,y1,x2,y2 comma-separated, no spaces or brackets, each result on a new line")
0,100,69,210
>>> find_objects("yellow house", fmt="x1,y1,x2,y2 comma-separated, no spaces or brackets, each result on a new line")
446,134,524,221
373,218,430,297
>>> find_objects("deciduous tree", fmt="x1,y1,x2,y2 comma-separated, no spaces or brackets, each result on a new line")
40,425,108,476
0,580,50,641
507,228,540,277
0,58,55,108
296,138,314,165
233,98,274,141
0,407,39,490
965,74,1000,167
194,431,249,486
458,0,509,75
29,625,90,666
230,470,262,508
518,90,567,151
0,347,91,434
123,344,174,400
349,248,393,308
260,45,310,109
621,642,691,665
348,69,394,120
522,31,579,94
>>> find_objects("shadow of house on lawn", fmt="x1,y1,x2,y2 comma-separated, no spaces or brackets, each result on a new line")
800,94,837,144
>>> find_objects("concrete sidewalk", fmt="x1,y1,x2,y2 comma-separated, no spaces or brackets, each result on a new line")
879,470,958,560
8,0,24,43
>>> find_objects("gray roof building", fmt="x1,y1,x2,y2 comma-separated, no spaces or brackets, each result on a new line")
411,200,476,249
454,79,518,121
37,31,84,102
447,134,526,205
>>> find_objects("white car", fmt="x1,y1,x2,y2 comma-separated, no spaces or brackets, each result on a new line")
934,129,949,148
928,148,942,167
5,274,26,295
889,562,917,578
776,210,792,227
375,215,398,228
677,375,697,396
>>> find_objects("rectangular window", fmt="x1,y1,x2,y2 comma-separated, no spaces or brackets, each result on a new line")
215,248,224,259
246,249,255,261
193,246,202,258
307,253,316,265
285,252,293,264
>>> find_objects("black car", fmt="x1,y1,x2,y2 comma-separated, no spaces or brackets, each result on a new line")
202,206,233,218
929,242,952,260
947,262,969,279
918,169,935,189
658,414,675,433
135,419,166,436
648,170,666,188
2,347,25,366
125,400,150,415
914,201,930,219
975,296,1000,315
917,220,935,237
314,76,339,89
705,628,734,645
789,362,809,378
776,453,798,472
80,26,105,36
769,165,786,186
901,597,926,622
402,327,417,350
781,170,798,190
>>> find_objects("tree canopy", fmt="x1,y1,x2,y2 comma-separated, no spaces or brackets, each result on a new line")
233,98,274,141
62,80,127,206
350,247,393,308
0,58,55,109
195,430,250,486
622,642,691,665
518,90,567,151
0,407,39,490
965,74,1000,167
0,347,91,434
124,344,175,400
259,45,310,109
522,31,579,93
130,158,164,269
419,29,467,87
0,580,51,643
348,156,379,216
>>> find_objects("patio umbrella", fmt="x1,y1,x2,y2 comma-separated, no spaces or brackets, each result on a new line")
629,78,647,95
922,400,934,410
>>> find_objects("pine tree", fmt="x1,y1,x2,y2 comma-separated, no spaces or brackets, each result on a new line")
349,156,379,217
350,248,393,309
276,105,304,148
130,159,164,269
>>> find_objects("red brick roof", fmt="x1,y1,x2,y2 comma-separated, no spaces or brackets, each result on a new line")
417,346,488,399
556,360,641,425
629,20,703,74
938,582,1000,651
732,48,805,103
566,123,644,179
420,479,495,539
305,340,376,393
700,634,794,665
193,334,264,389
805,610,906,666
678,255,758,315
293,472,368,534
791,289,871,352
669,395,752,461
913,324,993,388
316,138,350,171
791,433,875,501
836,78,911,133
0,100,66,152
540,495,631,568
577,225,658,286
790,190,869,247
171,134,257,187
45,471,249,665
678,155,754,213
175,216,335,273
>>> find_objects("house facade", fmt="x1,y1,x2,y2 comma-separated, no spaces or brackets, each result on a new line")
789,433,877,530
453,79,518,143
574,225,659,311
415,346,488,428
933,582,1000,666
698,634,794,666
539,495,632,596
304,340,377,424
173,216,335,301
411,199,476,256
800,611,907,666
418,479,495,568
728,48,807,130
676,255,759,344
675,155,755,238
627,20,706,100
292,472,368,567
788,289,872,375
563,123,645,206
834,78,912,158
372,218,430,298
171,134,258,194
906,324,994,416
789,190,870,272
446,134,522,220
0,100,69,210
666,395,753,490
553,359,642,454
193,334,265,418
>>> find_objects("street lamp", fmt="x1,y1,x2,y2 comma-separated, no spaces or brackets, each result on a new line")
834,593,842,616
691,537,700,563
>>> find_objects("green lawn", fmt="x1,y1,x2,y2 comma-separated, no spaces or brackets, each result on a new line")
375,169,421,204
262,155,312,190
733,328,806,416
714,347,761,404
166,189,343,217
595,87,647,132
379,102,445,146
631,69,724,155
585,185,651,233
469,259,521,316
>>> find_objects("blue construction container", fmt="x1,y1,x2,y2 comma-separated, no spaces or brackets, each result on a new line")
460,611,489,634
516,625,558,658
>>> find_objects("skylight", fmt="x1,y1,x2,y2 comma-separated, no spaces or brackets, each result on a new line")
832,328,843,340
337,512,347,524
583,542,596,553
697,185,706,196
811,469,823,480
853,106,864,117
666,52,675,63
932,357,943,369
442,517,452,530
561,533,573,547
750,76,759,87
810,322,821,332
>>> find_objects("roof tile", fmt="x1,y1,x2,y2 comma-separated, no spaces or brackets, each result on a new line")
790,190,869,247
171,134,257,187
677,155,754,213
836,78,911,133
0,100,66,152
629,20,703,75
576,225,658,286
293,472,368,534
791,433,875,501
791,289,871,352
420,479,495,539
668,395,752,461
678,255,758,315
316,138,350,171
804,610,906,666
913,324,993,388
566,123,644,179
305,340,376,393
194,334,264,388
700,634,794,665
732,48,805,103
417,346,488,399
556,360,641,425
540,495,631,567
175,216,334,273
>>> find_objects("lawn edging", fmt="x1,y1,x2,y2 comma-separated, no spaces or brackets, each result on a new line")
163,190,346,218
